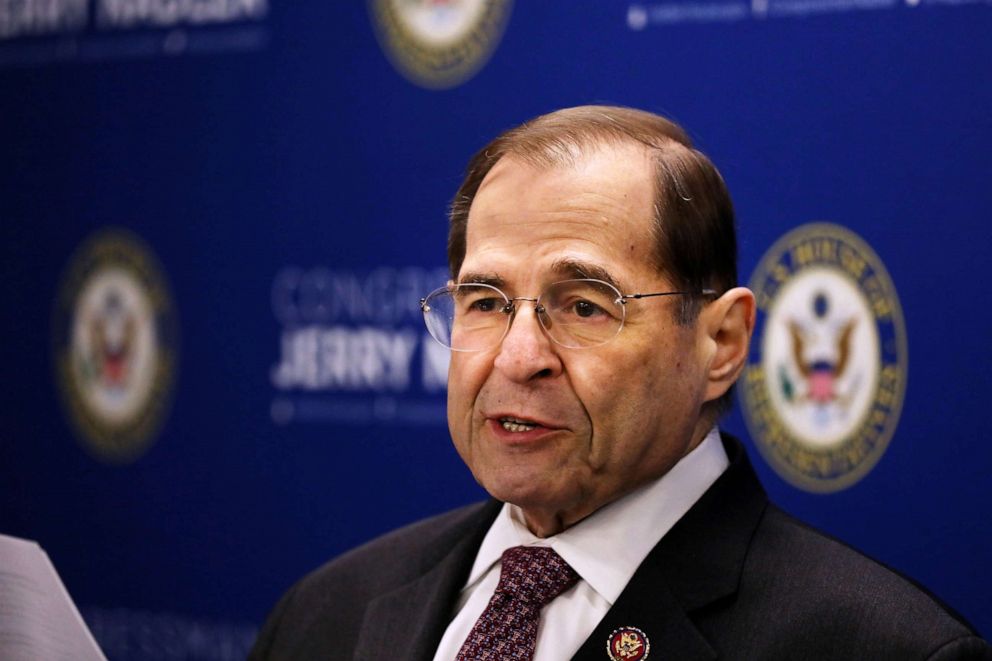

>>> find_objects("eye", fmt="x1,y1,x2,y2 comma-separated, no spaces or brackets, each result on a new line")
455,286,508,316
556,296,612,322
572,299,605,318
545,281,621,324
469,297,501,313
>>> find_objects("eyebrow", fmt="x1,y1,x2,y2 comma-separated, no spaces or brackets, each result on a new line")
457,272,505,288
458,260,629,293
549,258,628,293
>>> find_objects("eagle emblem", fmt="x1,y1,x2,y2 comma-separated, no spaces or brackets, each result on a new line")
783,291,858,407
607,626,649,661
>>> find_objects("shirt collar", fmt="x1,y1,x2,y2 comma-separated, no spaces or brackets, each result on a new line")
461,426,729,605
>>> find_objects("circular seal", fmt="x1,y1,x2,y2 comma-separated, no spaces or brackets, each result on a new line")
368,0,513,89
607,626,650,661
741,222,908,493
53,229,178,463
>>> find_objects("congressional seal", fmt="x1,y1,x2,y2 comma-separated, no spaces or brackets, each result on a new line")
53,228,178,463
368,0,513,89
741,222,907,493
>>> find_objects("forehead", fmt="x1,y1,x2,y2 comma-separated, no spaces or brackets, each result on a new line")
462,142,659,286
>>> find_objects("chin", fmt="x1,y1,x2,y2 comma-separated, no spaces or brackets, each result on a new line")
481,477,545,506
483,472,574,512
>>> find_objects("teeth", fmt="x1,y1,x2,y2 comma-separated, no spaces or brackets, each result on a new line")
501,417,537,432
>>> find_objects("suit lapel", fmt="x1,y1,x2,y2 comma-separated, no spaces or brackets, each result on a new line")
571,559,717,661
353,499,502,661
574,435,767,661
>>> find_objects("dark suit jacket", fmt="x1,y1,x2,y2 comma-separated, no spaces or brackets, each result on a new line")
251,436,990,660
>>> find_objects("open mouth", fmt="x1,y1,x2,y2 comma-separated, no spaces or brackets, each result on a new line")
500,417,539,433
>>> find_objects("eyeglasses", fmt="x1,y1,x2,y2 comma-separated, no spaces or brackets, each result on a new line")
419,279,716,352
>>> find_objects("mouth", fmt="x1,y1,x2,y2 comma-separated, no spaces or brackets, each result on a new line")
499,416,540,433
486,411,567,440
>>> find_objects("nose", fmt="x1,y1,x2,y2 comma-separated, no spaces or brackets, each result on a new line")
492,301,563,382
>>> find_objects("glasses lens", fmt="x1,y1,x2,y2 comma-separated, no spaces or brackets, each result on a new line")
423,284,509,351
541,280,624,348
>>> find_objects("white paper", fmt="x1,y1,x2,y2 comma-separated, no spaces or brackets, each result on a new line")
0,533,106,661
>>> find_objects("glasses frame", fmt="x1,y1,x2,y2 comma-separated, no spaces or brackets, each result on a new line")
419,278,717,352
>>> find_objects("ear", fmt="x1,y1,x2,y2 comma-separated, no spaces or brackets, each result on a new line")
699,287,756,402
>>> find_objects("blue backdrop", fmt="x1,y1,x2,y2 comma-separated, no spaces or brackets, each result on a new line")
1,2,989,659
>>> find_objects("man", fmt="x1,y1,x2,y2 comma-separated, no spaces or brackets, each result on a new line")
251,106,989,660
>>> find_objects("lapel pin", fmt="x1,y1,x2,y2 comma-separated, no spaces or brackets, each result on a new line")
606,626,650,660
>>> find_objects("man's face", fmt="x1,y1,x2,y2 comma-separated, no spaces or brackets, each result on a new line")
447,142,718,536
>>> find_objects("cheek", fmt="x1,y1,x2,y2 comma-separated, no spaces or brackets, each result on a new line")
446,355,488,426
576,347,682,437
568,358,633,440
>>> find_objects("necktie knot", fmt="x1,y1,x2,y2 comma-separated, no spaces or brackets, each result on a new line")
494,546,578,607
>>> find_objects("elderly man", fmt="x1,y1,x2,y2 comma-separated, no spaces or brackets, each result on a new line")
251,106,989,660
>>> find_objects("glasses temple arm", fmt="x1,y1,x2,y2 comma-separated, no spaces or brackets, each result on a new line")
622,288,717,301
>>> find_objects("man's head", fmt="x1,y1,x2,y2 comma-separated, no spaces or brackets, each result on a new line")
449,106,738,327
443,106,755,537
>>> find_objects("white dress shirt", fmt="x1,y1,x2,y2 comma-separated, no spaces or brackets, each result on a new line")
432,426,729,661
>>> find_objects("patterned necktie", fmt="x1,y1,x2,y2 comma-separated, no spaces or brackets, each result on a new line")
455,545,579,661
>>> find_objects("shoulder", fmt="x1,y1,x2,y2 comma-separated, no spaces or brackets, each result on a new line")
296,500,493,594
249,500,498,660
727,504,988,658
689,434,989,658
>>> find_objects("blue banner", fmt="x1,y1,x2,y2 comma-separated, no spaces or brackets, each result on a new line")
1,2,989,658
